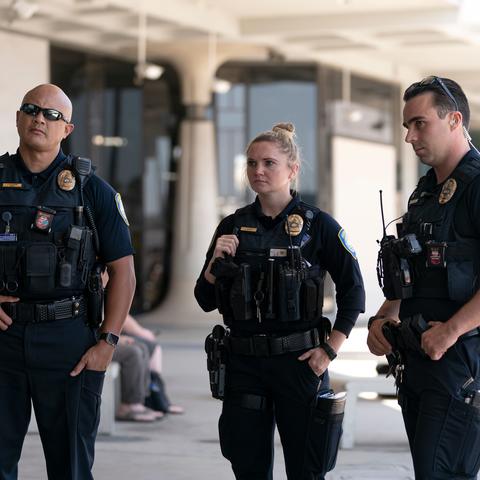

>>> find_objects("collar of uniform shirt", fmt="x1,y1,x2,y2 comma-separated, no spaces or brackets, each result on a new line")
253,191,300,229
15,148,67,183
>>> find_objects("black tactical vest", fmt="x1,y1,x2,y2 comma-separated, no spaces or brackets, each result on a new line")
213,202,325,331
400,155,480,303
0,153,96,301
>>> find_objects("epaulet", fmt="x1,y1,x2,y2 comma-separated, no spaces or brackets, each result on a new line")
0,152,10,168
296,201,320,217
234,203,255,217
453,155,480,185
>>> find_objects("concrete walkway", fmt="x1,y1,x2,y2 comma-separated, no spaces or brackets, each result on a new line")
19,317,415,479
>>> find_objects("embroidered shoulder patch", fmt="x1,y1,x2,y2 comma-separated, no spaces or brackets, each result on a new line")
338,228,357,260
115,193,129,226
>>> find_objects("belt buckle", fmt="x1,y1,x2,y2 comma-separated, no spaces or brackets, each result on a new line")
252,334,270,356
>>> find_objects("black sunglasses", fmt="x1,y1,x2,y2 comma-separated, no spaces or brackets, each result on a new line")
406,76,459,111
20,103,69,123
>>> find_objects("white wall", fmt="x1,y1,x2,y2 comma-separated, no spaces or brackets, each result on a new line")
0,31,49,153
332,136,397,316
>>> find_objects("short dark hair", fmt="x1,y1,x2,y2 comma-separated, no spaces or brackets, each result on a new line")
403,76,470,128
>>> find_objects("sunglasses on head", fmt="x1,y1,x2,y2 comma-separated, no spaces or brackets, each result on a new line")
20,103,69,123
406,76,459,111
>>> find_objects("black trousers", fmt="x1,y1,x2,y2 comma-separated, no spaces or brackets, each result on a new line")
219,349,340,480
0,315,104,480
398,337,480,480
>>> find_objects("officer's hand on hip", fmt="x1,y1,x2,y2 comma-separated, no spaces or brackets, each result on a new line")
70,342,114,376
0,295,19,331
367,318,394,356
298,347,330,376
421,321,457,361
213,235,239,259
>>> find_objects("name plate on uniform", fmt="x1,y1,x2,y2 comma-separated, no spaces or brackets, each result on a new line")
240,226,257,233
0,233,17,242
269,248,287,257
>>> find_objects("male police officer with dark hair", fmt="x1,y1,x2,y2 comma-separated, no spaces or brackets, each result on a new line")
368,77,480,480
0,84,136,480
196,122,365,479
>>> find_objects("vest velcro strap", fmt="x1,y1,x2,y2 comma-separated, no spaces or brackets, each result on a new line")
228,328,321,356
3,296,86,324
226,393,273,411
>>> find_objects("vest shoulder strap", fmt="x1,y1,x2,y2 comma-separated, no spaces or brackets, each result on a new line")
233,203,256,227
0,153,24,184
451,156,480,186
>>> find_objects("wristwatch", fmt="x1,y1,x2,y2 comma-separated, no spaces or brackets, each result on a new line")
319,342,337,361
98,332,119,347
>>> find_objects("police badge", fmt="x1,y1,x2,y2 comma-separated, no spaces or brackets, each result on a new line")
285,214,303,236
57,170,76,191
439,178,457,204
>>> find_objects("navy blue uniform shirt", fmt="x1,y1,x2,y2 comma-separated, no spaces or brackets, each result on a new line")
195,193,365,336
13,149,134,263
400,149,480,322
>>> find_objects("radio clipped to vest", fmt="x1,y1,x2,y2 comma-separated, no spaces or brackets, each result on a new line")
376,191,422,300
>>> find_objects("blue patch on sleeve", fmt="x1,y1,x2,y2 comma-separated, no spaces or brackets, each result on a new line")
338,228,357,260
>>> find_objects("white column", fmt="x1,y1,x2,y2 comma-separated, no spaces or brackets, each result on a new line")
0,31,49,152
146,41,268,324
152,44,219,323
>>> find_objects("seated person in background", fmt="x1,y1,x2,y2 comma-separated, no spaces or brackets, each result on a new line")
122,314,185,414
114,336,163,422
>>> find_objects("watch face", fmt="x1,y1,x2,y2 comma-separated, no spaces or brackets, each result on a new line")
101,332,119,346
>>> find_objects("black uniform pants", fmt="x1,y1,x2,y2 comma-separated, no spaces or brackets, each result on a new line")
219,350,341,480
0,315,104,480
398,337,480,479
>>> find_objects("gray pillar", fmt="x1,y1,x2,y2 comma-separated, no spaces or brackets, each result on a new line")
153,101,219,324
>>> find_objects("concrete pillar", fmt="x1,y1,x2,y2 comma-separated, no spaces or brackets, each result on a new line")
0,31,49,152
151,43,220,324
146,41,268,325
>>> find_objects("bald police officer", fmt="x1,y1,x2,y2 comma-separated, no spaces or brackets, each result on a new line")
0,84,136,479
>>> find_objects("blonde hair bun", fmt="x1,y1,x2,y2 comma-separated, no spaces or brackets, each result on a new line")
272,122,295,138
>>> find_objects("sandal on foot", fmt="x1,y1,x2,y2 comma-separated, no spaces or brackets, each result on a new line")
167,405,185,414
116,409,156,422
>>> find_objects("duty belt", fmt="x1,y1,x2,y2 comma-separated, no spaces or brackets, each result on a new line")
2,296,86,324
459,327,480,340
228,328,321,357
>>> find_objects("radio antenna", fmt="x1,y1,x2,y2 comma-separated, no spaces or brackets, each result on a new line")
379,190,387,238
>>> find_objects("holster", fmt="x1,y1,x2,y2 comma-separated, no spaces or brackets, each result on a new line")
382,314,429,359
86,262,104,328
205,324,229,400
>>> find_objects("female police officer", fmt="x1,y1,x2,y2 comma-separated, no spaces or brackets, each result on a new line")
194,123,365,479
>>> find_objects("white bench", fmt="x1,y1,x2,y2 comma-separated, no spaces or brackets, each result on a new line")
28,361,120,436
341,375,396,449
